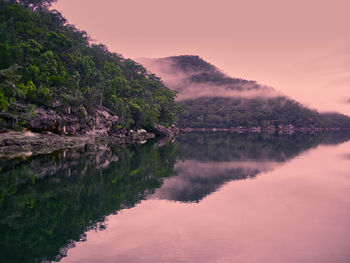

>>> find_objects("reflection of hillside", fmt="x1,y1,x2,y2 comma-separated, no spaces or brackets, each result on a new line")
153,160,278,202
1,132,350,262
153,132,350,203
0,143,177,263
176,132,350,162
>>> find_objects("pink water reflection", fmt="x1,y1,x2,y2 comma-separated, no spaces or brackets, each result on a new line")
61,141,350,263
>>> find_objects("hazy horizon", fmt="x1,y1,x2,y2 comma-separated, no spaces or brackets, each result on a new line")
52,0,350,115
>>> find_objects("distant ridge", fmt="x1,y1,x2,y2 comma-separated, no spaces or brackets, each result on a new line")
139,55,262,94
139,55,350,129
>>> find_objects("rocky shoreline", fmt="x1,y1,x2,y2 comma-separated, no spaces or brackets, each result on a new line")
2,120,347,159
0,103,183,159
0,125,181,159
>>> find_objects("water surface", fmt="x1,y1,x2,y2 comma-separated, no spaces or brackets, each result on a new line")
1,132,350,263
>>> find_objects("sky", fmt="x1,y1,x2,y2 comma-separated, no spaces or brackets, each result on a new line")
52,0,350,115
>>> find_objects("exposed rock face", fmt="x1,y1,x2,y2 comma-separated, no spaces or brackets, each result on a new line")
155,125,181,137
1,106,180,159
0,129,155,159
0,131,90,159
29,105,119,135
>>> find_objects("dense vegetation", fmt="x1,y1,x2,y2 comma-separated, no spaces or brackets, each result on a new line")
141,55,350,129
0,0,179,130
178,97,350,129
179,97,328,128
179,96,350,129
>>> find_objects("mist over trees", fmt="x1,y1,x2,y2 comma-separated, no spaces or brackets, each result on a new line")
1,0,349,132
141,55,350,129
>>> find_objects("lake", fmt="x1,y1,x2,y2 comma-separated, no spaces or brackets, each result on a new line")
1,132,350,263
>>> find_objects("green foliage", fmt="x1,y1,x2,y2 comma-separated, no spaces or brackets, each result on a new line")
0,0,57,10
147,55,350,129
0,2,178,130
178,96,347,128
0,90,8,110
321,112,350,128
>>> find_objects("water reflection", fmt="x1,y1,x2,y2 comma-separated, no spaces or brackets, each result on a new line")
1,132,350,262
0,143,177,263
153,132,350,202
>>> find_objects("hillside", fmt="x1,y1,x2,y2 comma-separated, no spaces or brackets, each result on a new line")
0,0,179,134
139,55,350,129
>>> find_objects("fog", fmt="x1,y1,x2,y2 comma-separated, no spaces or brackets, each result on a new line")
52,0,350,115
174,84,282,101
137,57,284,101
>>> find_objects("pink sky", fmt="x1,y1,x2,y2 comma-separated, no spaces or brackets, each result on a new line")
53,0,350,115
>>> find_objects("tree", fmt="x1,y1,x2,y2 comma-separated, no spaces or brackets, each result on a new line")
0,0,57,9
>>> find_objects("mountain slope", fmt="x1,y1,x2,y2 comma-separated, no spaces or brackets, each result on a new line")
0,1,179,133
139,55,350,129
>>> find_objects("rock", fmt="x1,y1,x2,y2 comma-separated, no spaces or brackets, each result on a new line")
137,129,147,135
128,129,155,143
52,99,62,108
29,106,119,135
155,125,173,137
30,107,63,132
0,131,91,159
155,124,181,137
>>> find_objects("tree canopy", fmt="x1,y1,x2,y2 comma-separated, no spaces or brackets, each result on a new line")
0,1,179,130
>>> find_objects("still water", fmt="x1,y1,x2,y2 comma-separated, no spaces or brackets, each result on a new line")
1,132,350,263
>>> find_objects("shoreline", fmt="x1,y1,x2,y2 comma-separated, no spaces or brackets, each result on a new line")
1,125,348,159
0,125,180,159
181,125,349,134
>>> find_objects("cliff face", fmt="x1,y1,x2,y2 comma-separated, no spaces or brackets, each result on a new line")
29,105,118,135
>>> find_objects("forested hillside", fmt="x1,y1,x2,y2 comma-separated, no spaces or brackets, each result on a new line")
0,0,179,132
140,55,350,129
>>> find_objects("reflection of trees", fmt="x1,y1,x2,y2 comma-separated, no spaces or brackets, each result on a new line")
153,132,350,202
0,143,177,263
1,132,350,262
176,132,350,162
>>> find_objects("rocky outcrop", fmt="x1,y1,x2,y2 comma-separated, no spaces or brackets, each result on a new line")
155,124,181,137
29,105,119,135
0,129,158,159
98,129,156,146
0,131,91,159
1,105,180,159
128,129,155,143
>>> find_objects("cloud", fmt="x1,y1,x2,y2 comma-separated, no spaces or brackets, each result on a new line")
137,56,284,101
175,83,282,101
